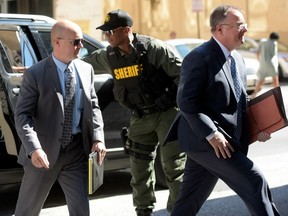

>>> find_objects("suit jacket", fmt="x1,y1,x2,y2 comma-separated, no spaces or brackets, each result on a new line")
15,55,104,168
166,37,249,152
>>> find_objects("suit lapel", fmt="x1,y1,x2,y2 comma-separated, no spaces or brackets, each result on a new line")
74,60,90,98
210,39,236,97
210,38,245,99
47,56,62,92
47,56,64,112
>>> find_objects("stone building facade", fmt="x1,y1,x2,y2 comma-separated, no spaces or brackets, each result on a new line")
1,0,287,44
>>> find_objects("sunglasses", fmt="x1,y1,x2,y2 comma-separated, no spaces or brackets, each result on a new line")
104,27,125,36
104,30,115,35
58,38,83,46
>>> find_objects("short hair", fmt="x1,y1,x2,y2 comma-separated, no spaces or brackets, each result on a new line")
269,32,279,40
210,5,243,33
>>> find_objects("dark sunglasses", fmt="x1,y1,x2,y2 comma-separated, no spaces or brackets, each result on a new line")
105,30,114,35
58,38,83,46
104,27,125,36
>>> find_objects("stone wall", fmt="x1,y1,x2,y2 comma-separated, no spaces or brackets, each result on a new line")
53,0,288,45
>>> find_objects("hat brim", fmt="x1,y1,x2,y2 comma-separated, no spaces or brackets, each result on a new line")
96,24,115,31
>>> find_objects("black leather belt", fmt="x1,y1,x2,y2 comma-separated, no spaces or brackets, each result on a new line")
70,133,81,143
140,106,160,114
131,105,161,117
60,133,81,152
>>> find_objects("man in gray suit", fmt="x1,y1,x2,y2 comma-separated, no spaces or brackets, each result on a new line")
167,5,280,216
14,20,106,216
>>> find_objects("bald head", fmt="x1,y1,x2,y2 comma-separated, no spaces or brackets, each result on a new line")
51,20,82,43
51,20,83,63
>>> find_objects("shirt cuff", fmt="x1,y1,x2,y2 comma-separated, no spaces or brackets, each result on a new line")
206,131,217,141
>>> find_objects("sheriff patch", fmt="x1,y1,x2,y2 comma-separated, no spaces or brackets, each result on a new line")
114,64,143,80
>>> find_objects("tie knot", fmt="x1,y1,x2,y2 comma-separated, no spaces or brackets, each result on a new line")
65,66,72,73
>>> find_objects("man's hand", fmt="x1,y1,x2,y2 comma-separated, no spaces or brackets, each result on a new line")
257,131,271,142
91,141,106,165
31,149,50,169
208,131,235,159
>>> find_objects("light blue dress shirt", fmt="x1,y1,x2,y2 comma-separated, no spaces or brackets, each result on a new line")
52,55,82,134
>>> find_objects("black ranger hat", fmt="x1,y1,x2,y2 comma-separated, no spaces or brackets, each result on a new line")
96,9,133,31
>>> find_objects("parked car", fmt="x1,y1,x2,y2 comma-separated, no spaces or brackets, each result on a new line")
0,14,166,188
166,38,259,94
100,41,109,47
277,42,288,80
238,37,288,81
165,38,206,59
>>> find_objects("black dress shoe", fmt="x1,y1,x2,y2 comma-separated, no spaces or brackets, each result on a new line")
135,208,153,216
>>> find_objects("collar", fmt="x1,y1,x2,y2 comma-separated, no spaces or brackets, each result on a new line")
212,36,234,60
52,54,68,73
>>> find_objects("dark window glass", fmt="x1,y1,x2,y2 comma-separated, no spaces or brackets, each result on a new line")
34,30,102,59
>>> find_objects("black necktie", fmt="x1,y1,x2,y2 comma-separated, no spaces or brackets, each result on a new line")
61,66,75,148
229,55,243,140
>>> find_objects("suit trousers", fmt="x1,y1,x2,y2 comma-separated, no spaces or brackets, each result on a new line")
171,149,280,216
14,136,89,216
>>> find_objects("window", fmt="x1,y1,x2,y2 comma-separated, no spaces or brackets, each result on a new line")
33,30,102,59
0,29,36,73
0,41,13,73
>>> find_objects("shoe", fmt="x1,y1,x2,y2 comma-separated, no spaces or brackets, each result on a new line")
135,208,153,216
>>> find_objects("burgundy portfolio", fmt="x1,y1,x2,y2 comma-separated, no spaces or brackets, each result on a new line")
247,87,288,144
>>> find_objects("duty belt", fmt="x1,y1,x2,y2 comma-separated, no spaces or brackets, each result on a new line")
131,105,161,117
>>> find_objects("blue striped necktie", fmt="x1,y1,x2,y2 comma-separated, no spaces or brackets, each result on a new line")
229,55,243,140
229,55,242,102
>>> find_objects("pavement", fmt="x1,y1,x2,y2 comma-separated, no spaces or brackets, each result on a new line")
39,146,288,216
16,86,288,216
40,184,288,216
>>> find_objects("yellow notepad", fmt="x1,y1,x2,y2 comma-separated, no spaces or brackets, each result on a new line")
88,151,104,195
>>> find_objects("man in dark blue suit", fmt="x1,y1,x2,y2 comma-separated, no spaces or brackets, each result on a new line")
168,5,280,216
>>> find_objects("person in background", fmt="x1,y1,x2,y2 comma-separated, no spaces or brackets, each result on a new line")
169,31,177,39
166,5,280,216
14,20,106,216
84,9,186,216
251,32,280,99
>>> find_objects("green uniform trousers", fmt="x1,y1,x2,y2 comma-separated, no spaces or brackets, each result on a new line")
128,107,186,212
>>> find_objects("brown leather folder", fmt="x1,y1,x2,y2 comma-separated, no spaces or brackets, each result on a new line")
247,86,288,144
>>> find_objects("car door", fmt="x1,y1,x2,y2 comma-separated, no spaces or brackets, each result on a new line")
0,24,39,155
0,25,38,111
1,22,131,172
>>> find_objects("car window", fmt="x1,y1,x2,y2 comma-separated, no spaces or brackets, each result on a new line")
0,26,103,75
0,29,36,73
80,37,103,58
32,30,101,59
0,41,13,73
175,43,202,58
32,31,52,58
